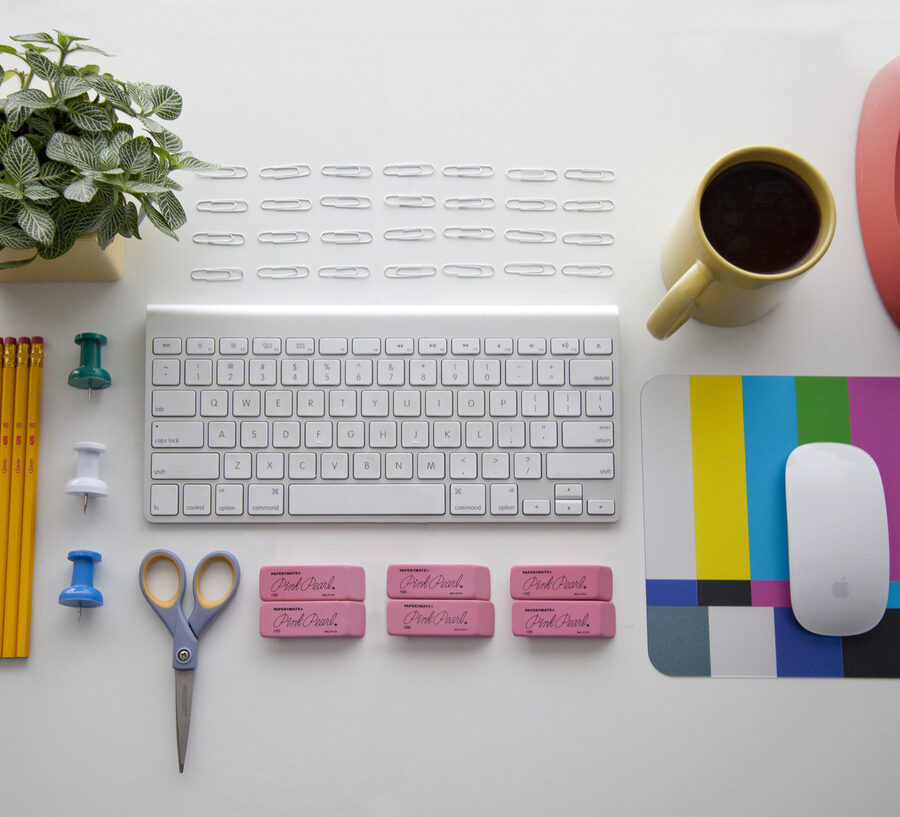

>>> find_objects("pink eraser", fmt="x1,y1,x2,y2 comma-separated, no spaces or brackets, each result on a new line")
259,601,366,637
511,600,616,638
510,565,613,600
386,600,495,637
386,564,491,600
259,565,365,601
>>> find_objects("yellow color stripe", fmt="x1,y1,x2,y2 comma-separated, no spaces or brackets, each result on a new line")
690,376,750,580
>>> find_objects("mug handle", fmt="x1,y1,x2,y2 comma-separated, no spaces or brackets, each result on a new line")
646,261,715,339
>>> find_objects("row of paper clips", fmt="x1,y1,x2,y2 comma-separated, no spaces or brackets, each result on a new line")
195,164,615,181
190,263,614,281
196,197,614,212
191,230,615,246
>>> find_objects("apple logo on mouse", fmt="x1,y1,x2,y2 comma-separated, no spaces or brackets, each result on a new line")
832,577,850,599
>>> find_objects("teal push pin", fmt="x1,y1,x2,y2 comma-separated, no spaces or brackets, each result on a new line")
67,332,111,399
59,550,103,621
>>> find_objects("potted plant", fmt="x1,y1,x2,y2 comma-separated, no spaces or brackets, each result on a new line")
0,30,211,281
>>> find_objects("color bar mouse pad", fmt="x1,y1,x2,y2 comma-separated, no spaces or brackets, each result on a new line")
641,376,900,678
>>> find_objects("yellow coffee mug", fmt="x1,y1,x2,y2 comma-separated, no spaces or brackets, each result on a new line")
646,146,836,340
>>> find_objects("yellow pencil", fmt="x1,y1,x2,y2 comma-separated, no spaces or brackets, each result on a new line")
0,338,18,638
16,337,43,657
2,338,29,657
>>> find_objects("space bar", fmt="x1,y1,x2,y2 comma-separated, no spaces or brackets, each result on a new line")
288,484,446,516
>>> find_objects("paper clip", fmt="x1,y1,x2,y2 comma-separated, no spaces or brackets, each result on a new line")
384,227,436,241
257,265,310,279
318,265,371,279
383,163,434,177
194,165,248,179
320,195,372,209
444,197,495,210
562,232,614,246
192,232,245,245
190,267,243,281
561,264,614,277
259,164,311,179
563,199,615,212
321,164,372,178
564,168,616,182
442,264,494,278
443,226,494,240
504,263,556,276
385,194,436,208
321,230,373,245
443,165,494,178
504,229,556,244
257,230,310,244
260,198,312,211
506,199,557,212
506,168,558,182
384,265,437,278
195,199,248,213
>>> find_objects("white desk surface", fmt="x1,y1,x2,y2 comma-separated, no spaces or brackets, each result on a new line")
3,1,900,814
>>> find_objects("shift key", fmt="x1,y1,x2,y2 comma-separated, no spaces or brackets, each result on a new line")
151,453,219,479
546,453,614,479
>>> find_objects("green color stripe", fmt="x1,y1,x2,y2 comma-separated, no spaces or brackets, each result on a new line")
794,377,851,444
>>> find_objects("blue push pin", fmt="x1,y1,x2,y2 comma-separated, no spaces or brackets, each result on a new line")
59,550,103,621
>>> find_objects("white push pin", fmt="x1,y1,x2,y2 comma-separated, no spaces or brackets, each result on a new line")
65,441,108,513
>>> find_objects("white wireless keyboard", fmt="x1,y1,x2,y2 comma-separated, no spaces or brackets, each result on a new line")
144,304,620,523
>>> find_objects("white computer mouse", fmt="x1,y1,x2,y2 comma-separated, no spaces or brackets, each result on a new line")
785,442,890,637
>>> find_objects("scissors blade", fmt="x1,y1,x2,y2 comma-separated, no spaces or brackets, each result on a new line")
175,669,195,773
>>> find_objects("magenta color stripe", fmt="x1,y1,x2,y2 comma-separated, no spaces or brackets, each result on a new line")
752,580,792,607
848,378,900,581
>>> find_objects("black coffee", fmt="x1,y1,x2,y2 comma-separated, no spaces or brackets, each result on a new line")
699,161,821,274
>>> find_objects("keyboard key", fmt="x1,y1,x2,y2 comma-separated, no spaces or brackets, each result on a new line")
286,338,314,355
352,338,381,355
561,421,614,448
249,359,277,386
550,338,579,355
152,390,196,417
240,421,268,448
587,499,616,516
200,390,228,417
233,390,261,417
585,390,614,417
337,421,365,448
319,338,348,355
224,452,251,479
485,338,513,355
151,421,204,448
497,421,525,448
354,452,381,479
289,452,316,478
417,452,445,479
252,337,282,355
546,453,614,479
530,421,558,448
370,421,397,448
385,453,413,479
490,483,518,514
183,484,211,516
473,359,501,386
465,422,493,448
553,390,581,417
208,421,236,448
248,484,284,515
153,337,182,355
482,452,510,479
584,338,613,355
451,338,480,354
361,390,389,417
450,452,477,479
150,484,179,516
394,391,421,417
457,390,485,417
401,421,429,448
184,359,213,386
570,359,613,386
555,499,583,515
386,338,414,355
505,359,533,385
517,338,546,355
305,421,333,447
433,421,461,448
441,359,469,385
264,391,293,417
272,421,300,448
489,390,517,417
186,337,215,355
410,359,437,385
288,484,445,515
216,359,245,386
329,390,358,417
151,453,219,480
345,359,373,386
450,483,486,515
220,337,248,355
377,359,405,386
256,452,284,479
215,484,243,515
537,359,565,386
297,390,325,416
523,498,551,515
424,390,453,417
514,453,541,479
152,358,180,386
522,390,550,417
313,359,341,385
281,359,309,386
322,453,349,479
419,337,447,355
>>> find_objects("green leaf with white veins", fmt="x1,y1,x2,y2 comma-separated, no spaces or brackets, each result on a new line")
66,100,113,132
56,75,90,100
23,51,59,82
119,137,154,174
157,190,186,230
17,200,54,244
149,85,182,120
24,183,58,202
0,183,23,200
3,137,40,184
0,223,35,249
150,128,183,154
86,75,130,107
63,177,98,203
10,33,54,43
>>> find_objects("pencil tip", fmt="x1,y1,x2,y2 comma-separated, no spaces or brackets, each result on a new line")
83,494,88,513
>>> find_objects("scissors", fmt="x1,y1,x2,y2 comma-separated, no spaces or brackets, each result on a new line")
139,549,240,773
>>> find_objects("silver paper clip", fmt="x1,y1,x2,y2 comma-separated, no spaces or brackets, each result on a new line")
561,264,614,277
504,263,556,276
257,265,310,279
384,265,437,278
190,267,243,281
320,195,372,209
385,194,436,208
383,227,436,241
259,164,311,179
564,168,616,182
194,165,248,179
442,264,494,278
563,199,615,212
321,164,373,178
383,163,434,177
444,197,495,210
443,226,494,240
562,232,614,246
318,265,371,279
506,199,557,212
192,232,245,245
257,230,310,244
196,199,249,213
504,229,556,243
321,230,373,245
506,168,558,182
443,165,494,178
260,198,312,211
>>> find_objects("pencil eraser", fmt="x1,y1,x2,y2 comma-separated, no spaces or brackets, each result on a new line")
259,565,365,601
4,337,16,345
259,601,366,637
31,336,43,345
17,336,29,345
386,564,491,600
511,600,616,638
386,600,495,637
510,565,612,600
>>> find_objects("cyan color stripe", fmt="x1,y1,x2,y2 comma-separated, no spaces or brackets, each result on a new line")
888,582,900,609
742,376,798,581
